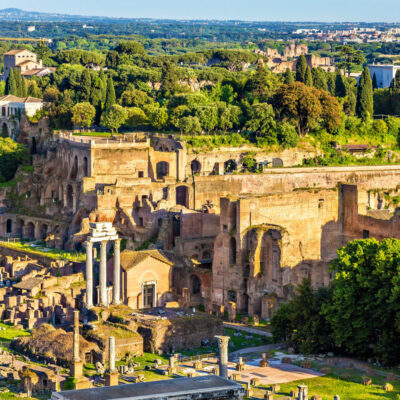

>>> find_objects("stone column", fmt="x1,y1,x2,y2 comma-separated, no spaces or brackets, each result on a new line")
100,240,108,306
72,193,77,213
109,336,116,372
112,239,121,305
85,241,93,309
298,385,308,400
215,336,230,379
73,310,80,362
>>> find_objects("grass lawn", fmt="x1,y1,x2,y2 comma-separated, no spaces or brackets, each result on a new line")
72,131,112,137
0,240,85,262
271,374,400,400
0,322,30,344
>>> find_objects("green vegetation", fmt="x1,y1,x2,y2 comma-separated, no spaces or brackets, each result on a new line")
272,238,400,366
0,322,30,344
0,139,29,183
0,240,85,262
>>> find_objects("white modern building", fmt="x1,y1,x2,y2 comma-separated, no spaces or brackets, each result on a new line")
368,64,400,89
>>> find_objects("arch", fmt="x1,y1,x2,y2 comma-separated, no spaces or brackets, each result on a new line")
70,155,78,179
176,186,189,208
229,236,237,265
83,157,89,177
16,219,24,236
190,275,202,295
227,290,237,303
156,161,169,180
6,219,12,234
66,184,74,209
191,160,201,175
224,159,237,174
272,158,283,167
26,222,35,239
40,224,48,240
202,250,212,261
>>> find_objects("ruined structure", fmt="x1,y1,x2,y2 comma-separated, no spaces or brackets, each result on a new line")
1,118,400,324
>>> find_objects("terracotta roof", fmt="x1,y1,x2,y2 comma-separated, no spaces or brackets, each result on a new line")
21,68,55,77
366,209,393,220
120,249,173,271
18,60,38,66
4,49,36,56
0,94,43,103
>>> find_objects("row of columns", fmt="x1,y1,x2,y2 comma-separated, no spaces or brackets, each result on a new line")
85,238,121,308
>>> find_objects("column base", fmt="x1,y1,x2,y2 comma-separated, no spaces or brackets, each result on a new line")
105,371,119,386
112,300,120,306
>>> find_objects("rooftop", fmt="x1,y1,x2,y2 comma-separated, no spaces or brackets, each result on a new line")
52,376,244,400
120,249,173,271
0,94,43,103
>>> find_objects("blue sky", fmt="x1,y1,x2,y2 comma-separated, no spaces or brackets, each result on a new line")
6,0,400,22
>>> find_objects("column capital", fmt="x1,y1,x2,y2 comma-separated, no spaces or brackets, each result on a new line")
85,240,93,248
215,335,230,346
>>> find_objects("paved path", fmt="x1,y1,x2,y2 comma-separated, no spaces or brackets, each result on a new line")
231,343,284,358
223,322,272,337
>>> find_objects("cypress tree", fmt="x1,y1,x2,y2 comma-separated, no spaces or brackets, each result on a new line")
81,69,92,102
21,77,27,98
304,66,313,86
104,77,116,111
390,70,400,92
327,74,336,95
295,55,307,83
311,67,328,91
372,73,378,90
6,69,17,96
356,67,374,121
283,68,294,84
99,70,107,104
14,69,22,97
335,71,347,98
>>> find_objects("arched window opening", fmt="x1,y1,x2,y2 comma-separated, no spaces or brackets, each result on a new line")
229,237,237,265
176,186,189,208
156,161,169,180
190,275,202,295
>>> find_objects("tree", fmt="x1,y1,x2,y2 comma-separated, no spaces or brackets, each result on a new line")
149,106,168,130
335,71,348,98
219,105,241,133
372,73,378,90
71,102,95,131
295,55,307,83
325,238,400,366
327,73,336,95
161,61,178,97
5,69,17,96
115,41,147,57
390,70,400,92
80,70,92,101
283,68,294,85
104,77,116,111
311,67,327,91
304,66,313,87
336,45,366,76
14,69,22,97
273,82,322,136
193,105,219,133
101,104,127,134
21,77,27,98
120,89,153,108
245,103,276,141
126,107,147,128
178,116,202,136
271,279,334,355
356,67,374,121
276,122,299,148
245,64,279,101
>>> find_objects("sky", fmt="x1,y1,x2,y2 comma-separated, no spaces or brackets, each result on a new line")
4,0,400,22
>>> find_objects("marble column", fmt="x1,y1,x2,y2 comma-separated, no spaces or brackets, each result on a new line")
215,335,230,379
112,239,121,305
85,241,93,309
109,336,116,372
100,240,108,306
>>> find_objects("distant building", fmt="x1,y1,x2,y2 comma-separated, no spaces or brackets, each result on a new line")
1,49,54,81
27,26,35,32
368,64,400,88
0,95,43,118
